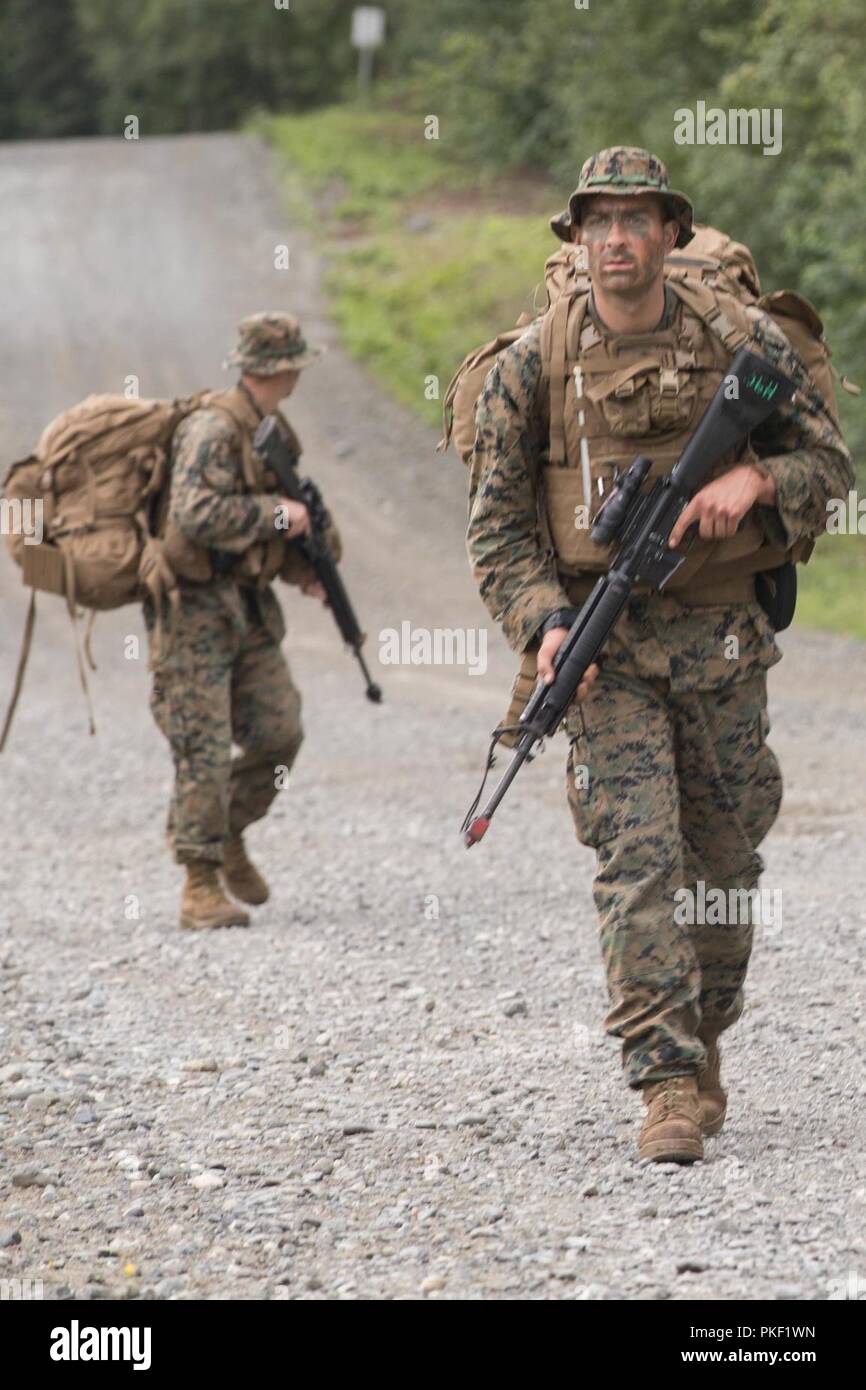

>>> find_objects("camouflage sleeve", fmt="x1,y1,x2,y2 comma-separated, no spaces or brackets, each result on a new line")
746,310,855,549
169,410,281,555
466,323,571,653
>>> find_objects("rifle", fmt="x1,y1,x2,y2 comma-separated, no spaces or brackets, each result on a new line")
253,416,383,703
461,346,794,847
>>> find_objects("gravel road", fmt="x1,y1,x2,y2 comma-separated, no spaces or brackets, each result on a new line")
0,134,864,1302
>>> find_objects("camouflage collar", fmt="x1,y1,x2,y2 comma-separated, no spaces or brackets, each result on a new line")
237,380,266,424
207,382,265,433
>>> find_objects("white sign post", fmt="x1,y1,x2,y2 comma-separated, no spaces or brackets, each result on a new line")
351,7,386,92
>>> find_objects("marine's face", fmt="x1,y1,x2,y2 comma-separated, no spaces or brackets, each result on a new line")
242,368,301,415
272,369,301,400
576,193,677,296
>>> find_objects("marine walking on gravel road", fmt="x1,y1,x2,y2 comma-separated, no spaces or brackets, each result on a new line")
465,148,853,1163
144,312,341,932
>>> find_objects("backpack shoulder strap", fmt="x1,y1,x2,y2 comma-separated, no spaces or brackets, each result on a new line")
665,273,752,353
272,409,303,460
195,392,260,490
540,288,589,466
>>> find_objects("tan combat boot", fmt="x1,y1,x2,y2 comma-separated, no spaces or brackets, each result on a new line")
638,1075,704,1163
222,835,270,906
180,862,251,930
697,1039,727,1136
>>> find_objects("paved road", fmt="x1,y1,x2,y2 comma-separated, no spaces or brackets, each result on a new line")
0,134,863,1302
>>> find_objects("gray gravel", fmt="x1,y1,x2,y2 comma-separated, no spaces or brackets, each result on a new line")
0,134,864,1302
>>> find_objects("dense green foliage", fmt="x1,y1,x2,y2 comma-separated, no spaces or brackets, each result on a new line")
0,0,360,138
0,0,100,137
384,0,866,451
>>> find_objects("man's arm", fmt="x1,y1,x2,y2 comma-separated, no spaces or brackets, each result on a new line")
669,310,853,549
169,410,283,555
746,308,854,547
467,323,572,654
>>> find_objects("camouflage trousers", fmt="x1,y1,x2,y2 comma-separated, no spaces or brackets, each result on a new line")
144,585,303,865
565,666,782,1089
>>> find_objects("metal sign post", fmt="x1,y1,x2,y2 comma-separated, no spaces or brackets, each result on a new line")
351,7,386,92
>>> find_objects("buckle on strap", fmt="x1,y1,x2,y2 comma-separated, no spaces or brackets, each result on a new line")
658,367,680,397
708,309,747,351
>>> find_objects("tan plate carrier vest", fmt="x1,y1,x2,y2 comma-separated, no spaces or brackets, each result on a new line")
539,273,812,598
496,276,814,746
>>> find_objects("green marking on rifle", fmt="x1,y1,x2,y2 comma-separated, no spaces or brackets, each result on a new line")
746,373,779,401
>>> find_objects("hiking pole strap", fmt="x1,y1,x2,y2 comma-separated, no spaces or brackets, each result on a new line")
0,589,37,753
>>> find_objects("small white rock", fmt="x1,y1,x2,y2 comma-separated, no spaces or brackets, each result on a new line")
189,1171,224,1191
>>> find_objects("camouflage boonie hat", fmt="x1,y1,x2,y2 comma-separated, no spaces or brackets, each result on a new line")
223,312,325,375
549,146,695,248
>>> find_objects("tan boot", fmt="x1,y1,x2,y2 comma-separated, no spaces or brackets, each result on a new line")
180,862,251,930
638,1075,704,1163
222,835,269,906
697,1039,727,1136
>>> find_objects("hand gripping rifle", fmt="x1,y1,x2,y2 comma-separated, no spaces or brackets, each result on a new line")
461,347,794,847
254,416,383,703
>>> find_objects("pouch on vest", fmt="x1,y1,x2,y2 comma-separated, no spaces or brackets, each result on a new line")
755,560,798,632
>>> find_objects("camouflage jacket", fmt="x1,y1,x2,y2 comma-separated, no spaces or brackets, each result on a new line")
165,385,319,644
467,306,854,689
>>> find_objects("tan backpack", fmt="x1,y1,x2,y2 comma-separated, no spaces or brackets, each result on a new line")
438,223,855,464
1,392,206,751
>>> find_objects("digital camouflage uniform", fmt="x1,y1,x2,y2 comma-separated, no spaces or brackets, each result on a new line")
144,313,327,866
467,152,853,1090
